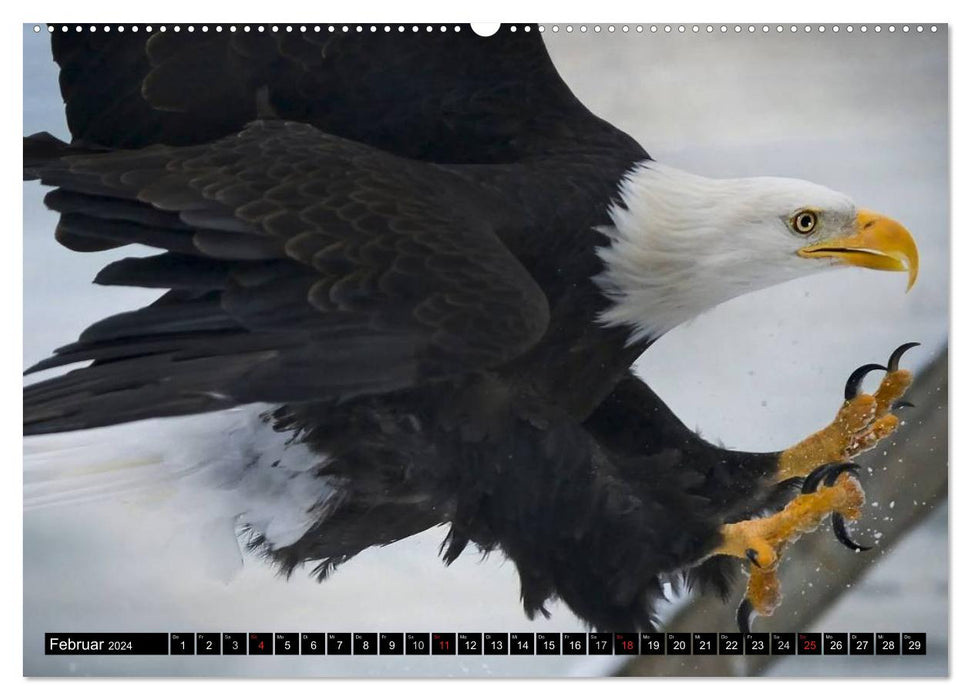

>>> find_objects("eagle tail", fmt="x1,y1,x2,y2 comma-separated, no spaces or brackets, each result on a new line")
23,423,172,512
24,403,340,582
24,419,246,582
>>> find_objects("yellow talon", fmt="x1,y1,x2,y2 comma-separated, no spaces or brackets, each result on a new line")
717,475,864,562
874,369,912,414
747,565,783,618
777,361,912,482
715,473,865,620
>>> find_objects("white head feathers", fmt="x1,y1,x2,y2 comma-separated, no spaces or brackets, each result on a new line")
594,161,856,343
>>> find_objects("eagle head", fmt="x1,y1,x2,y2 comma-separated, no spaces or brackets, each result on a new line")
595,161,919,343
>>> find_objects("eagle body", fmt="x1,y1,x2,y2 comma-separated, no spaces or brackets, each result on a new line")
249,374,779,629
24,27,918,631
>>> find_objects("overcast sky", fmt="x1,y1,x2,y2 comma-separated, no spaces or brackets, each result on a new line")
22,24,948,677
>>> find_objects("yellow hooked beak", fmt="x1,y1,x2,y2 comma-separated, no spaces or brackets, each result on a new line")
798,209,919,291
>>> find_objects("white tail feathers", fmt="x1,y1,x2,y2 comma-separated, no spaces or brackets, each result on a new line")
24,404,340,581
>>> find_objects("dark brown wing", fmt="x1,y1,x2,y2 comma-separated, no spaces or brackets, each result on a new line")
24,121,550,434
51,25,621,162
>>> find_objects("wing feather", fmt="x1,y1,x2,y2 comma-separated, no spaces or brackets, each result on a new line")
24,122,550,433
50,26,606,162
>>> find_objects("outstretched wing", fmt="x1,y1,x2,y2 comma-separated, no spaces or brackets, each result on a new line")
24,122,550,434
51,25,612,162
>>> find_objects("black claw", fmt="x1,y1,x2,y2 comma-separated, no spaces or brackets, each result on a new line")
822,462,861,487
802,462,860,494
736,598,755,635
746,548,761,567
833,513,873,552
844,363,887,401
887,342,920,372
805,464,872,551
892,400,915,411
801,463,832,493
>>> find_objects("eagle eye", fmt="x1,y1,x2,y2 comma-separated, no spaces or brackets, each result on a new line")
791,210,818,235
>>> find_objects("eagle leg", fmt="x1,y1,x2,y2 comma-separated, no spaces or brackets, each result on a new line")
715,469,866,633
775,342,918,482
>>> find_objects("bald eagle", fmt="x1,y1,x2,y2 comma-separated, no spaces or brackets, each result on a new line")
23,25,919,632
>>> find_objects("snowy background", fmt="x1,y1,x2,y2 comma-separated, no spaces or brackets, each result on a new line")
22,24,948,676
